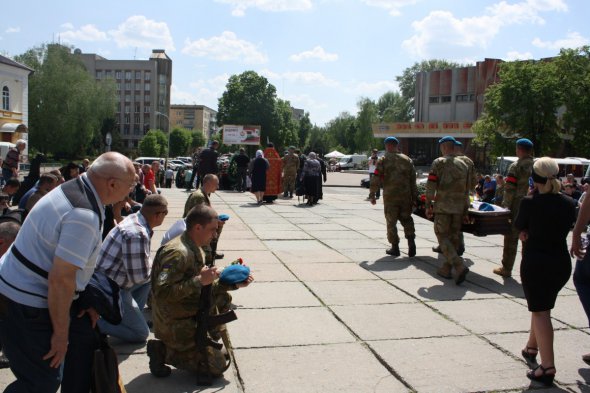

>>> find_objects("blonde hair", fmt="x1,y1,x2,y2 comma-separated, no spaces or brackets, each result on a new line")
533,157,561,194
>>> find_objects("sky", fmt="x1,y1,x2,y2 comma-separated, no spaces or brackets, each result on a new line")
1,0,589,126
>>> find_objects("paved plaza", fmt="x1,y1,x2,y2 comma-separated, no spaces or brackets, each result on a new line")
1,175,589,392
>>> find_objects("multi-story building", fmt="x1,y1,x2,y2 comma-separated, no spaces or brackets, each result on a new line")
78,49,172,151
169,104,217,139
0,54,33,161
373,58,502,165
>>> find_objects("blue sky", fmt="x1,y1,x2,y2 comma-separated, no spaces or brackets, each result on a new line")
1,0,589,126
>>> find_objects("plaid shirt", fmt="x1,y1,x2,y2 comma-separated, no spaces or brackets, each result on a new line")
96,212,152,288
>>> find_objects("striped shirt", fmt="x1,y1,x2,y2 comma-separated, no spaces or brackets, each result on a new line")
0,174,104,308
96,212,152,288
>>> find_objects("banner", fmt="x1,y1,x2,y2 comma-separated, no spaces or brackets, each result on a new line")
222,125,261,145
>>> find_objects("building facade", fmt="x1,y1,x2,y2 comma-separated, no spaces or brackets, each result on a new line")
0,55,33,161
169,104,217,139
79,49,172,150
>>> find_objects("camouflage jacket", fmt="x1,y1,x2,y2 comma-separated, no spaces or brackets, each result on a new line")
502,156,533,216
455,155,477,193
425,155,469,215
282,154,300,175
183,187,211,218
369,152,418,204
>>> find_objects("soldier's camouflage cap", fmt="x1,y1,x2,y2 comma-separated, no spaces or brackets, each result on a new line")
438,136,457,144
384,136,399,145
516,138,533,148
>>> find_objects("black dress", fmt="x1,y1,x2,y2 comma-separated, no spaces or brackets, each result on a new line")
250,157,269,192
515,193,576,311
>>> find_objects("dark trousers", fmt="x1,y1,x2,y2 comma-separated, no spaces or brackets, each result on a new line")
574,258,590,326
0,296,98,393
188,168,198,190
370,173,380,199
237,167,248,191
165,178,172,188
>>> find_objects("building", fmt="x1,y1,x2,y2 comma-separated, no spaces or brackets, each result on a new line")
169,104,217,139
78,49,172,151
291,107,304,122
373,58,502,165
0,55,33,161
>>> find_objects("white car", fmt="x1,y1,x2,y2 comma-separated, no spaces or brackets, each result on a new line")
167,160,187,171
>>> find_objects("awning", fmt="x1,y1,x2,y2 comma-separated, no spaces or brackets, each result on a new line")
0,123,27,133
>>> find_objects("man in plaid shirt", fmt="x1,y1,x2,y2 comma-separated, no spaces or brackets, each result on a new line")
96,194,168,342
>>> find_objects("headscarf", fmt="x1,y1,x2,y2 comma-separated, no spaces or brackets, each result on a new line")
256,150,264,158
308,152,317,160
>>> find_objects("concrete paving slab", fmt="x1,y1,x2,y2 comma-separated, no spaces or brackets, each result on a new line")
297,223,349,231
369,335,527,393
246,263,298,282
320,238,390,250
551,294,590,328
484,329,590,388
332,303,468,340
231,308,355,348
252,230,313,240
234,343,409,393
221,250,282,264
265,240,352,263
234,282,321,308
331,217,387,231
306,230,370,240
360,259,440,280
219,238,268,251
432,298,566,334
289,262,378,281
338,248,397,263
247,223,300,232
391,277,507,302
306,280,416,305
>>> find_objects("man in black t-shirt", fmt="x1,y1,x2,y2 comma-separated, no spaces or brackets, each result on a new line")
233,148,250,192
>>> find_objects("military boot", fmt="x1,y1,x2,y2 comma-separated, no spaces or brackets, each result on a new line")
386,245,400,257
147,339,171,378
437,264,452,279
407,237,416,257
454,265,469,285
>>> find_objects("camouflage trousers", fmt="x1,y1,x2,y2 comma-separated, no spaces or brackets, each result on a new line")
434,213,463,267
207,225,224,255
283,172,297,194
384,203,415,246
160,291,233,376
501,223,520,272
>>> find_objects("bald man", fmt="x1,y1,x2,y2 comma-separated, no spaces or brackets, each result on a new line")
0,152,135,393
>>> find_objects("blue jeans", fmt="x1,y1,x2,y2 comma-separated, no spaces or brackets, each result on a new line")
574,257,590,326
0,295,98,393
2,168,13,183
97,281,150,343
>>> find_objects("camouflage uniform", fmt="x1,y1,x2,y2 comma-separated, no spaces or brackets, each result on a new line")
500,156,534,272
151,233,234,376
369,152,418,249
282,153,300,196
183,188,222,255
426,155,469,271
454,154,477,252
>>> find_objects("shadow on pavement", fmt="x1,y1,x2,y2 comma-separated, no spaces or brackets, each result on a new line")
124,370,233,393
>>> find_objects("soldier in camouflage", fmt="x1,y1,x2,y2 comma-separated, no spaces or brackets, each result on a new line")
369,136,418,257
494,138,534,277
147,204,253,378
282,146,300,198
425,136,470,284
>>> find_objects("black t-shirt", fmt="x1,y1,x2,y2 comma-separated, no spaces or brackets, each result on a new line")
234,154,250,168
198,148,219,175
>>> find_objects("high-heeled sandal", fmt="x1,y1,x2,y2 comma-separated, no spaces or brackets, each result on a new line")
527,365,555,386
521,346,538,369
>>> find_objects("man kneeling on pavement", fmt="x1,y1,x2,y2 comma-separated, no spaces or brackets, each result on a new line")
148,204,254,381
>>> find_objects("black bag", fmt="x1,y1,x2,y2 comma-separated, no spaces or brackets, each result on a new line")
92,332,126,393
78,271,123,325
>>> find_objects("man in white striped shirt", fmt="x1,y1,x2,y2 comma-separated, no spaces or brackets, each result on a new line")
96,194,168,343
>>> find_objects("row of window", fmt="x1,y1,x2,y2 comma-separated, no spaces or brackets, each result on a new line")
117,104,151,113
121,124,150,136
429,94,475,104
117,95,151,103
116,83,150,91
96,70,151,81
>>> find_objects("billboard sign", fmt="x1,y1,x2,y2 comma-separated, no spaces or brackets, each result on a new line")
222,125,261,145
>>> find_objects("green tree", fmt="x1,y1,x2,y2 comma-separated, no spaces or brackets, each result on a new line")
152,129,168,157
169,127,192,157
474,60,561,155
395,59,464,117
15,43,116,158
377,91,412,122
190,130,206,151
297,112,312,149
138,131,161,157
355,98,378,152
274,98,298,150
325,112,356,153
217,71,277,147
307,126,330,155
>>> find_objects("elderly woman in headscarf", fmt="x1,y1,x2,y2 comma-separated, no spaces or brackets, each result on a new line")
299,152,322,206
250,149,269,204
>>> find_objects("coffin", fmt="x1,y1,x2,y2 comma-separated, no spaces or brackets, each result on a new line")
413,206,511,237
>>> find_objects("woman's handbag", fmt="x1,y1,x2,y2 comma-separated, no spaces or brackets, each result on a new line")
92,331,126,393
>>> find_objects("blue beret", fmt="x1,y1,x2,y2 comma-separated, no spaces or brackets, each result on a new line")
384,136,399,145
454,141,463,147
516,138,533,148
438,136,457,144
218,214,230,222
219,265,250,285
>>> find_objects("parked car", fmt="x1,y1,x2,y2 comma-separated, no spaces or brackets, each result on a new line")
337,154,367,170
167,160,187,171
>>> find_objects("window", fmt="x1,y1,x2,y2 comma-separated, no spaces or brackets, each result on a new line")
125,95,131,103
456,94,469,102
116,83,121,91
469,94,475,102
134,124,141,135
124,114,130,124
441,96,451,103
2,86,9,111
134,104,141,113
144,84,150,91
429,96,439,104
124,105,131,113
144,105,150,113
134,114,140,123
115,71,122,80
135,71,141,80
125,83,131,91
144,72,151,81
125,71,132,80
105,70,112,79
95,70,102,79
123,125,130,135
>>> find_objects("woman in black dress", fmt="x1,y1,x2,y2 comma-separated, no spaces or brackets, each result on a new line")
250,150,269,205
515,157,576,386
299,152,321,206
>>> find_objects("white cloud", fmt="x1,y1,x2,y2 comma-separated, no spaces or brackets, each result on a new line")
532,31,589,50
110,16,175,51
5,27,20,34
215,0,312,17
60,24,108,42
361,0,420,16
283,93,328,110
289,46,338,62
171,74,230,108
402,0,568,58
183,31,267,64
505,50,533,60
353,80,398,95
61,22,74,29
260,69,339,87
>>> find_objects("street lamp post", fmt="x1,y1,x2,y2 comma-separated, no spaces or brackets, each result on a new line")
155,111,170,165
